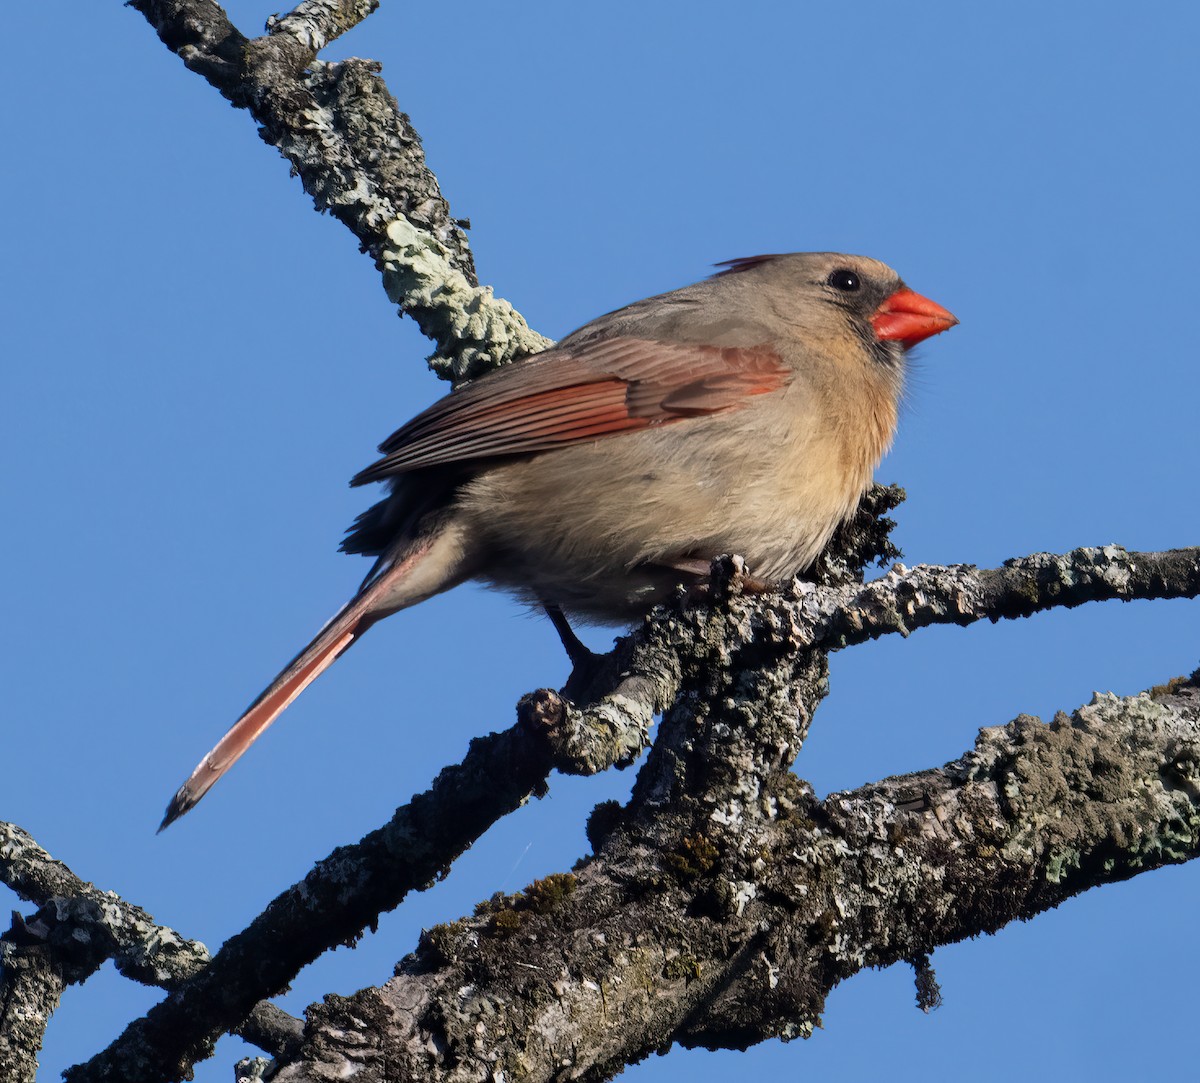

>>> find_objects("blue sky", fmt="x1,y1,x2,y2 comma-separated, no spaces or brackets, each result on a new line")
5,3,1200,1079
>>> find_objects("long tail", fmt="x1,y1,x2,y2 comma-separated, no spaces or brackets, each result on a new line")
159,523,467,830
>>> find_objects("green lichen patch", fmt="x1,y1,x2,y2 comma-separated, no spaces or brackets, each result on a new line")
524,873,578,913
489,908,524,938
663,834,720,881
474,874,580,939
419,919,473,966
663,952,703,982
1148,667,1200,700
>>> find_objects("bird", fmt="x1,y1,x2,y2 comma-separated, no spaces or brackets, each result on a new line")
160,252,956,829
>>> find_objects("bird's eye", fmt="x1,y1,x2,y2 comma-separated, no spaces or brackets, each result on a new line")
828,269,861,292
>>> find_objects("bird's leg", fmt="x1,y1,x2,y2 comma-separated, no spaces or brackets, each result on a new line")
543,603,623,702
543,603,598,668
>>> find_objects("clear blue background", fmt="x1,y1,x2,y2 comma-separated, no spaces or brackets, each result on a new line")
5,3,1199,1079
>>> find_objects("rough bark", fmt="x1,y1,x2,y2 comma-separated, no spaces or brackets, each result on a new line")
264,681,1200,1081
127,0,551,382
0,823,302,1083
56,533,1200,1081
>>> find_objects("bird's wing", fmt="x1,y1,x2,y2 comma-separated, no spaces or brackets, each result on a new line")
351,336,789,485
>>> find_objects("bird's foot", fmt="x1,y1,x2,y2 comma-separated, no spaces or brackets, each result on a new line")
673,555,774,606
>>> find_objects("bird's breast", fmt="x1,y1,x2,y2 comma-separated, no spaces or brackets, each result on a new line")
455,378,893,618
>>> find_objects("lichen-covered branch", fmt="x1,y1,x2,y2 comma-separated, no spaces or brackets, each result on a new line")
0,923,68,1083
126,0,551,380
55,676,666,1083
0,824,210,990
549,541,1200,781
60,717,562,1083
264,0,379,54
798,543,1200,650
0,822,301,1082
262,681,1200,1082
58,529,1200,1082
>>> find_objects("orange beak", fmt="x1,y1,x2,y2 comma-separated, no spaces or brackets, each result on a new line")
871,288,958,347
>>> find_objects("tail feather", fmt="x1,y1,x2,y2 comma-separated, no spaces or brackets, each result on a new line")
158,595,378,831
159,517,470,830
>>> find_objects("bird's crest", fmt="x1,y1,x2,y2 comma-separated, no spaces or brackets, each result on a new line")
712,254,783,276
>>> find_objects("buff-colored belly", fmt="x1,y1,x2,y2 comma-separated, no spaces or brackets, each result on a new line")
454,396,874,620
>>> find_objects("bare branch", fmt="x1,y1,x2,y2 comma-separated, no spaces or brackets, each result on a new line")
0,920,67,1083
0,824,209,987
126,0,551,381
0,823,301,1071
59,712,595,1082
58,534,1200,1082
264,681,1200,1081
799,543,1200,650
552,543,1200,776
265,0,380,53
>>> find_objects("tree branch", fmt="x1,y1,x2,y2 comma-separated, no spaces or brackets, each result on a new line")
126,0,551,381
549,542,1200,778
0,822,302,1082
264,0,380,53
57,534,1200,1082
0,918,68,1083
262,679,1200,1081
795,543,1200,650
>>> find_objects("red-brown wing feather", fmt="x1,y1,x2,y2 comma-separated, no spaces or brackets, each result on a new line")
351,337,788,485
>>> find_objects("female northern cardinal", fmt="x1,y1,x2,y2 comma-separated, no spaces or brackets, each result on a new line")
161,252,956,827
